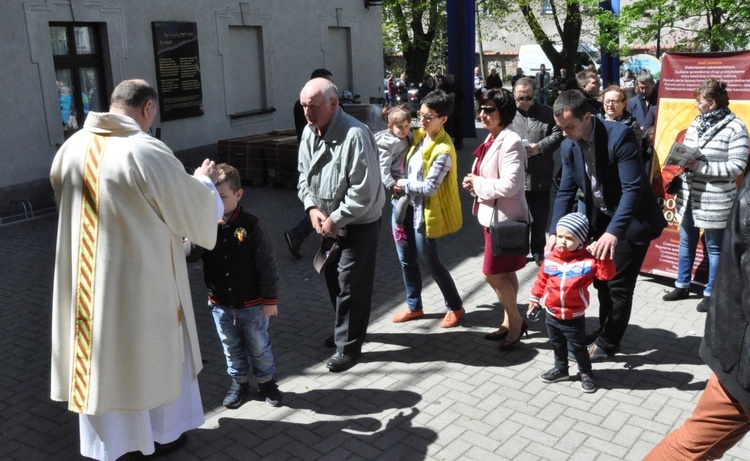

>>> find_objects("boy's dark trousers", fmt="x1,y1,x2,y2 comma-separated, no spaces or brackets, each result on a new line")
545,315,592,374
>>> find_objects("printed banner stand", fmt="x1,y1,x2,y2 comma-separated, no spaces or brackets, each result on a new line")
641,51,750,281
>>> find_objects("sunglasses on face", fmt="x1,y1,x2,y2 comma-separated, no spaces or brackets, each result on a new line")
417,112,438,122
603,99,623,106
479,106,498,114
515,95,534,102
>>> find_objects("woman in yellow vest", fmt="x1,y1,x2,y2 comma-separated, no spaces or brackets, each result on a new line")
390,89,465,328
463,88,530,350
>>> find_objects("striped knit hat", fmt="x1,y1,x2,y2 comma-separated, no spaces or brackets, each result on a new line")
557,212,589,247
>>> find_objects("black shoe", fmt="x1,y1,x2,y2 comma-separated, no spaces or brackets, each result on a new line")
663,287,689,301
142,433,188,459
540,368,570,383
580,372,597,393
284,232,302,260
223,380,249,408
696,296,710,313
258,379,283,407
588,343,615,362
533,253,544,266
326,351,359,372
324,335,336,348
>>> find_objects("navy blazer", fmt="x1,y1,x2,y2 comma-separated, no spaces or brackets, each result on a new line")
626,91,657,131
550,118,667,245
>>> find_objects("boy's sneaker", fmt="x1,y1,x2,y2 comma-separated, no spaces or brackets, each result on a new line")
540,368,570,383
393,226,407,248
258,379,283,407
580,372,597,393
223,380,249,408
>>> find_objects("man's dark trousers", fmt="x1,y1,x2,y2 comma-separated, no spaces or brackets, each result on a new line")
592,238,650,353
526,189,551,256
324,219,380,357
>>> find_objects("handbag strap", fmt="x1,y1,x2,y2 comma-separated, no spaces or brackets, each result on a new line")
491,200,531,225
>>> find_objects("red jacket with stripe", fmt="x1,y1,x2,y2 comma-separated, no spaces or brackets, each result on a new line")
529,247,616,320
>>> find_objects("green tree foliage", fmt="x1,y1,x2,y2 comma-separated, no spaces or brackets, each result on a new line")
482,0,600,76
382,0,446,84
612,0,750,54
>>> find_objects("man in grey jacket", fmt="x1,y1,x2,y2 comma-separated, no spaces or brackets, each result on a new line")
297,77,384,372
513,77,563,264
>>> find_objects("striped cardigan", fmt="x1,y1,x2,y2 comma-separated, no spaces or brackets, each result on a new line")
676,112,749,229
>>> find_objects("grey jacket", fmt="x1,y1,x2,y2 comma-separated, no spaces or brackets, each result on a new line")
298,107,384,227
374,129,410,190
511,103,563,191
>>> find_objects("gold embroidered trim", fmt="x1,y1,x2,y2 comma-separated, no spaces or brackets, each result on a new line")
70,134,107,413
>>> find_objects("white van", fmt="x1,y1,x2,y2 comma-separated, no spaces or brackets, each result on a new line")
517,44,601,76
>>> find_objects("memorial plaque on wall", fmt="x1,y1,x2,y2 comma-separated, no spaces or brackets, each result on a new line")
151,21,204,121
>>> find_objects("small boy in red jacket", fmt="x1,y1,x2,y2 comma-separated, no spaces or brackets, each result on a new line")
528,212,616,393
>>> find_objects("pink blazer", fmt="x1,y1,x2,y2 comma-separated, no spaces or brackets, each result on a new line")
471,127,529,228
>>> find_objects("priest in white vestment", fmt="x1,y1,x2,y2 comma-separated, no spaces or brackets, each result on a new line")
50,79,223,460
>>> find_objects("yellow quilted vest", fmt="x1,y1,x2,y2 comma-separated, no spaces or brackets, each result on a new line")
407,128,463,239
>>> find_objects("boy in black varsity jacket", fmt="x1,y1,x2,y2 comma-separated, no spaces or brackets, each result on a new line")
186,164,282,408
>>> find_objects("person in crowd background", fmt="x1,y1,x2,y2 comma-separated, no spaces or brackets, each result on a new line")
512,77,563,265
297,77,384,372
286,68,334,260
547,90,667,361
626,70,658,132
661,79,749,313
575,69,603,115
620,69,636,99
185,164,282,410
511,67,525,88
552,68,569,98
598,85,642,147
391,89,465,329
50,79,222,460
486,67,503,90
417,74,436,103
535,64,551,106
462,88,529,350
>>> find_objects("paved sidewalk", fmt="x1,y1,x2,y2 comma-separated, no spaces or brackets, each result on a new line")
2,131,749,460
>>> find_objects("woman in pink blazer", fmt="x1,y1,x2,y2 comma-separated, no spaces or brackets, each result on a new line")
462,88,530,350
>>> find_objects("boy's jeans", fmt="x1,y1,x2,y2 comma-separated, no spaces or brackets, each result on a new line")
210,302,275,382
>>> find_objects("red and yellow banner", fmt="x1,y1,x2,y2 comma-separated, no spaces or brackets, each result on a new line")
641,51,750,280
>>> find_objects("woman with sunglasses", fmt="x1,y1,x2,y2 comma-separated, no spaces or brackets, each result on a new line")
390,89,465,328
462,88,530,350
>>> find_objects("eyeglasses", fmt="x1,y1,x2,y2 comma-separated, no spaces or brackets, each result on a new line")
603,99,623,106
515,95,534,102
479,106,498,114
417,112,438,122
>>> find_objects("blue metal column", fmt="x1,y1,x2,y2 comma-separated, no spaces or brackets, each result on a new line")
447,0,477,139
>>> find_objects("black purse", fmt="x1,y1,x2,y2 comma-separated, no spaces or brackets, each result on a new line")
489,199,530,256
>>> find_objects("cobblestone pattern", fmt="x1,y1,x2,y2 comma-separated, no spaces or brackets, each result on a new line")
2,131,749,460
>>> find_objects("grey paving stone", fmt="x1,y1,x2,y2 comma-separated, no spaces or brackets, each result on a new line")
4,130,750,460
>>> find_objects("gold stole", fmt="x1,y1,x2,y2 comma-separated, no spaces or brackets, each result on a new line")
70,134,107,413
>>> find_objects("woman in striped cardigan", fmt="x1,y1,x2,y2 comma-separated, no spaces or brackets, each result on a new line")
663,79,749,312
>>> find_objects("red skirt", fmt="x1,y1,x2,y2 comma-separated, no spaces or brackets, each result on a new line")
482,227,528,275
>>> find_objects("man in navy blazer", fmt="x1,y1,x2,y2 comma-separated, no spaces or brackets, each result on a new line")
626,70,658,132
546,90,667,360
